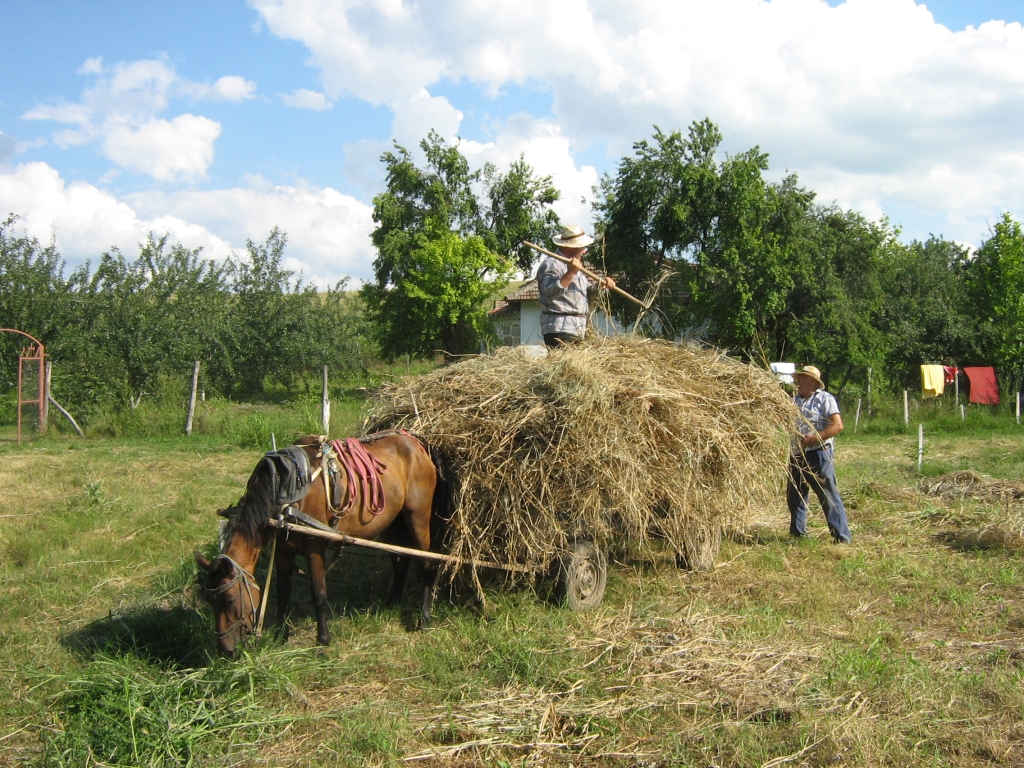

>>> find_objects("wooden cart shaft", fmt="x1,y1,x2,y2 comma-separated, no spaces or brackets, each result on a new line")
265,518,535,574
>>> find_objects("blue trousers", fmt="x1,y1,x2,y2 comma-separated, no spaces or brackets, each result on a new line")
788,446,851,543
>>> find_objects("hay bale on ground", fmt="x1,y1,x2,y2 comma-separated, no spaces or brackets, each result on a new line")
920,471,1024,502
363,335,796,588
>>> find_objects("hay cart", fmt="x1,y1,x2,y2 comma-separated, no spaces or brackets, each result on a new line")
266,512,608,610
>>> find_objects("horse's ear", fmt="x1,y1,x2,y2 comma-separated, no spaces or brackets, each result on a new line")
217,507,237,519
195,550,212,571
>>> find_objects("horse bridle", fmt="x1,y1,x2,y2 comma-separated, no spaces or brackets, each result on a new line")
204,554,260,640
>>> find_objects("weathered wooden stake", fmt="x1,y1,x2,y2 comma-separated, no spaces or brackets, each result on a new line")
918,423,924,472
961,404,965,423
866,367,872,415
903,390,909,427
854,398,862,433
42,360,51,433
954,368,959,406
271,433,277,452
322,365,331,435
185,361,200,435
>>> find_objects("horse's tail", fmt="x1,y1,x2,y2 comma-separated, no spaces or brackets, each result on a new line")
425,442,457,553
231,456,277,546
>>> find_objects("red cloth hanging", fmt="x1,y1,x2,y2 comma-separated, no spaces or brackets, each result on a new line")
963,366,1000,405
942,366,958,385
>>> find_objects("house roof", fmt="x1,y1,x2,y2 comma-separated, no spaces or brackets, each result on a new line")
489,279,539,315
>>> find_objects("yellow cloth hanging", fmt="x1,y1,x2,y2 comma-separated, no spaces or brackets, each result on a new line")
921,365,945,399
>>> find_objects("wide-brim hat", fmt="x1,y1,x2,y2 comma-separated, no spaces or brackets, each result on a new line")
552,224,595,248
794,365,824,388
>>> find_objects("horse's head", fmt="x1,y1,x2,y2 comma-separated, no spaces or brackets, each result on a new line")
195,550,261,657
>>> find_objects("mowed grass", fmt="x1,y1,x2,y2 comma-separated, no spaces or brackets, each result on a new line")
1,416,1022,766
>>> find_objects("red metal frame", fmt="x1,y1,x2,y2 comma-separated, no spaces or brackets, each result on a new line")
1,329,46,443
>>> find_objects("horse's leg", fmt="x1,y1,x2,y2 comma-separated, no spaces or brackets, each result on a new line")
387,555,410,607
274,547,296,641
305,540,331,646
418,561,438,629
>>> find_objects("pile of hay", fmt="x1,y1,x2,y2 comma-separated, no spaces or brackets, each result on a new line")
363,335,796,583
920,471,1024,502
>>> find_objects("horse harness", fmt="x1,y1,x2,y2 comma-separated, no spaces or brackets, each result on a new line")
204,554,261,639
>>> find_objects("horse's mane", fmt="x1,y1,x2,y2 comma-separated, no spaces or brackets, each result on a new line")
225,457,277,547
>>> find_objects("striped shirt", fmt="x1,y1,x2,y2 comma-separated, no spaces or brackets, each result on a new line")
536,256,592,337
794,389,841,450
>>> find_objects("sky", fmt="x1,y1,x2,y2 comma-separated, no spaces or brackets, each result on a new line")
3,0,1024,287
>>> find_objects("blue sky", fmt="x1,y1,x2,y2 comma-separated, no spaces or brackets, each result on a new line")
3,1,1024,285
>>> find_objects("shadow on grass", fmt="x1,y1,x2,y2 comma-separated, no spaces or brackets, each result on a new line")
60,603,214,668
931,529,1021,553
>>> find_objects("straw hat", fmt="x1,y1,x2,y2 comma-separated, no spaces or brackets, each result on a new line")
794,365,824,388
552,224,595,248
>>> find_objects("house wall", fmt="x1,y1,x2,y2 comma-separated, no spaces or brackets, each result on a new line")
516,300,623,346
521,301,544,346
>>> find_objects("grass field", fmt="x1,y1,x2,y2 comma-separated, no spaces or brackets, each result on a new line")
1,405,1022,766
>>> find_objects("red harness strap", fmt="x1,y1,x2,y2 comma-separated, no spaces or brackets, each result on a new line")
330,438,388,515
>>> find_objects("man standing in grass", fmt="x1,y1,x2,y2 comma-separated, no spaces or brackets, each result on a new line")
788,365,852,544
536,224,616,349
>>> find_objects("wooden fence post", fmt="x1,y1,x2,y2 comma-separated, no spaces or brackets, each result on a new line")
322,365,331,435
1017,392,1021,425
961,404,965,423
185,361,200,436
918,423,924,472
903,390,909,427
42,360,51,433
854,398,862,433
866,367,872,415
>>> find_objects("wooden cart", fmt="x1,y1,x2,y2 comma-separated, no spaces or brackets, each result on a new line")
265,513,608,611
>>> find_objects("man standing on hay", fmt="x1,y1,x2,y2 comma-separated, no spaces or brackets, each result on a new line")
788,365,852,544
536,224,616,348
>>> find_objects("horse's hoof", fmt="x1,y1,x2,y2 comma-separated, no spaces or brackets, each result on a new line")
317,633,330,646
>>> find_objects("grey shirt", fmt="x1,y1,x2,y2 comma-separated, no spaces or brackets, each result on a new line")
536,255,592,337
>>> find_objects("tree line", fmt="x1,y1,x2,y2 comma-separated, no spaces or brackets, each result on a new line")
2,118,1022,422
0,222,367,417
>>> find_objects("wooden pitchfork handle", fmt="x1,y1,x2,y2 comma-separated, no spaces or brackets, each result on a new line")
523,241,650,310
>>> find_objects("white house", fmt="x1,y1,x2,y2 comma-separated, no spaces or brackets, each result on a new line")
489,279,623,348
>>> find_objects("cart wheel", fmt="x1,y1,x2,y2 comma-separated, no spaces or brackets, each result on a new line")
558,540,607,611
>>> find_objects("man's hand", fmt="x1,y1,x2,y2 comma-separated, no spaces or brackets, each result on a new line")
604,276,616,290
799,414,844,448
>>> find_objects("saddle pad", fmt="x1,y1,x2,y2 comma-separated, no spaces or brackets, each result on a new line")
261,445,313,506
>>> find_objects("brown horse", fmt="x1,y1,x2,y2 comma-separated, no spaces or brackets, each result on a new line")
195,432,443,656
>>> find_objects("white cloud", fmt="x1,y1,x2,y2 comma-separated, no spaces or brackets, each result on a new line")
281,88,333,110
0,163,375,286
23,57,254,181
0,162,234,259
180,75,258,102
102,115,222,182
251,0,1024,243
391,89,463,146
126,177,376,286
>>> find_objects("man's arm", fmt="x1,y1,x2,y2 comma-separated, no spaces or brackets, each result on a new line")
800,413,843,448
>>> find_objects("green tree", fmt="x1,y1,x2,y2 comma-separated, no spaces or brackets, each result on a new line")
877,236,977,388
364,132,557,358
784,208,890,393
596,120,814,354
967,213,1024,381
